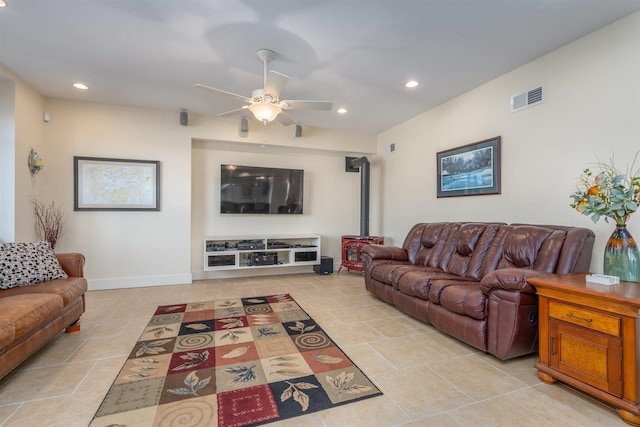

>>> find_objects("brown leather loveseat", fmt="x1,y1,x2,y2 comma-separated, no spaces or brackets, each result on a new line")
0,252,87,380
363,222,594,360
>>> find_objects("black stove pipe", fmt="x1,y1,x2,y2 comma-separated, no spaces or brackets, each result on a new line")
350,156,370,236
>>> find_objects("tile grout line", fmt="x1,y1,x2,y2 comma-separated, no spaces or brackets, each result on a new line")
71,359,101,395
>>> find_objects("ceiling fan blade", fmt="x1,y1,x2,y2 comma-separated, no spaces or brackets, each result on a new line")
217,107,248,118
264,70,289,98
276,111,297,126
282,100,332,111
194,84,250,102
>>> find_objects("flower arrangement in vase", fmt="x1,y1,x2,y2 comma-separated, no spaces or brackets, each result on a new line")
570,153,640,281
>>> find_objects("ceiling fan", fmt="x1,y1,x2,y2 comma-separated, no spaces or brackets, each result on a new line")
195,49,333,126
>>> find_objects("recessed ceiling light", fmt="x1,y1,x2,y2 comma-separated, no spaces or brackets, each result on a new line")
337,108,348,114
73,83,89,90
0,1,7,8
405,80,419,88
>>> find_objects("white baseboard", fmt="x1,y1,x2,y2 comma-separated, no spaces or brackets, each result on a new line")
192,265,315,281
87,273,193,291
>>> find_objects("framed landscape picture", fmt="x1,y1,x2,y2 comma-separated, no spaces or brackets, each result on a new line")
74,156,160,211
436,136,501,198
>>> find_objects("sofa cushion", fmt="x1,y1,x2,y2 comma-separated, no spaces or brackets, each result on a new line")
428,278,478,304
444,223,502,280
0,277,87,306
395,269,435,298
0,294,64,340
414,223,452,267
0,241,68,289
439,284,487,320
395,269,461,299
370,261,414,284
0,319,15,351
400,223,428,265
498,226,554,269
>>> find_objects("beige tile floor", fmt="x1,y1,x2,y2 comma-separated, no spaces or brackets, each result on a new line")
0,272,627,426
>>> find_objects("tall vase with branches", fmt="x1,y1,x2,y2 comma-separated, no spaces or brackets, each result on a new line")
570,153,640,281
32,199,65,250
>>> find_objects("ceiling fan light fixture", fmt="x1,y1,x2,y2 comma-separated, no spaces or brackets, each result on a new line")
248,103,282,123
195,48,332,126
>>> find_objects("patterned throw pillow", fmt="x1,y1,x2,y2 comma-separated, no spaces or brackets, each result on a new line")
0,241,68,289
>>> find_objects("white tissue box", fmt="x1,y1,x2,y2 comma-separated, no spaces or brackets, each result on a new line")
586,274,620,285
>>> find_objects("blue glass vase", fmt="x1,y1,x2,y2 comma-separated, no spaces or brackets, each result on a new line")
603,224,640,282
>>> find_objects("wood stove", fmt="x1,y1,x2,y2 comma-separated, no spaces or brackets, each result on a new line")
339,156,383,273
339,235,383,273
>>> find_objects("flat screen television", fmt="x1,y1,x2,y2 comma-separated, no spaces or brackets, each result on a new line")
220,164,304,214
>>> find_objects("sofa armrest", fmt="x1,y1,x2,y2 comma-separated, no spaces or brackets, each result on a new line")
480,268,548,294
362,245,408,261
56,253,86,278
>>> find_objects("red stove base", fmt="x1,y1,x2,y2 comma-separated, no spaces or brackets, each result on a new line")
339,235,384,273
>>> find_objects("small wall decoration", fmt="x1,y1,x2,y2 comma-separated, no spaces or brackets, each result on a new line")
74,156,160,211
436,136,501,197
28,148,44,176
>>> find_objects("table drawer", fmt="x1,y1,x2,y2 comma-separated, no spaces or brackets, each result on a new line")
549,301,620,336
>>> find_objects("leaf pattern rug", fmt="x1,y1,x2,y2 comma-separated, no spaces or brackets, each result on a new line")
90,294,382,426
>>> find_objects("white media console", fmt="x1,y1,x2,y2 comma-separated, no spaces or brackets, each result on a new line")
203,235,321,271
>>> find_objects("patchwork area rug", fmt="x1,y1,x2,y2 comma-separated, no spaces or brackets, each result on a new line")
91,294,382,426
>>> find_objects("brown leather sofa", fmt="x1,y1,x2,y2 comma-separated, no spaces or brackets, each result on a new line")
0,253,87,379
363,222,594,360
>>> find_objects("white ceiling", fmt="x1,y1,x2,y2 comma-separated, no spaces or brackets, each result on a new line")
1,1,639,134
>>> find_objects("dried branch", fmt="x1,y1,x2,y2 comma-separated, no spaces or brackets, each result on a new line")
32,199,65,250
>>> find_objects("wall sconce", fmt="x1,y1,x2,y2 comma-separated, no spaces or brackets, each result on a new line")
28,149,44,176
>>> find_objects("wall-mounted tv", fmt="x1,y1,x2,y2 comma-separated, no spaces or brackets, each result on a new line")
220,165,304,214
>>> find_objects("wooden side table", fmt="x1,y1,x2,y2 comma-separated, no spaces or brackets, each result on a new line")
528,273,640,426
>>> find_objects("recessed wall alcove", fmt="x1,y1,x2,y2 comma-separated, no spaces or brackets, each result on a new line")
190,138,377,280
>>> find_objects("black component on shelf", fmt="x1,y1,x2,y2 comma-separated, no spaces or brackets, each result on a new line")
237,240,266,250
207,242,231,251
208,255,235,267
268,241,291,249
295,251,318,262
248,252,278,266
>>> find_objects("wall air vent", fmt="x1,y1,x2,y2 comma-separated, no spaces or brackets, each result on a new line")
511,85,544,112
386,142,396,153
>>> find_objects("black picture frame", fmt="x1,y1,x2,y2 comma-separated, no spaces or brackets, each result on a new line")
436,136,501,198
74,156,160,211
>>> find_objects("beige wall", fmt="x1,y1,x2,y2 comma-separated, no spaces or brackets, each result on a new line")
40,100,194,289
0,67,46,243
3,11,639,286
0,79,16,242
375,12,640,272
19,99,375,289
190,140,373,279
14,77,47,241
188,113,377,279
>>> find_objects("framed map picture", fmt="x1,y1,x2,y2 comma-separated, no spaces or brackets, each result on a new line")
74,156,160,211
